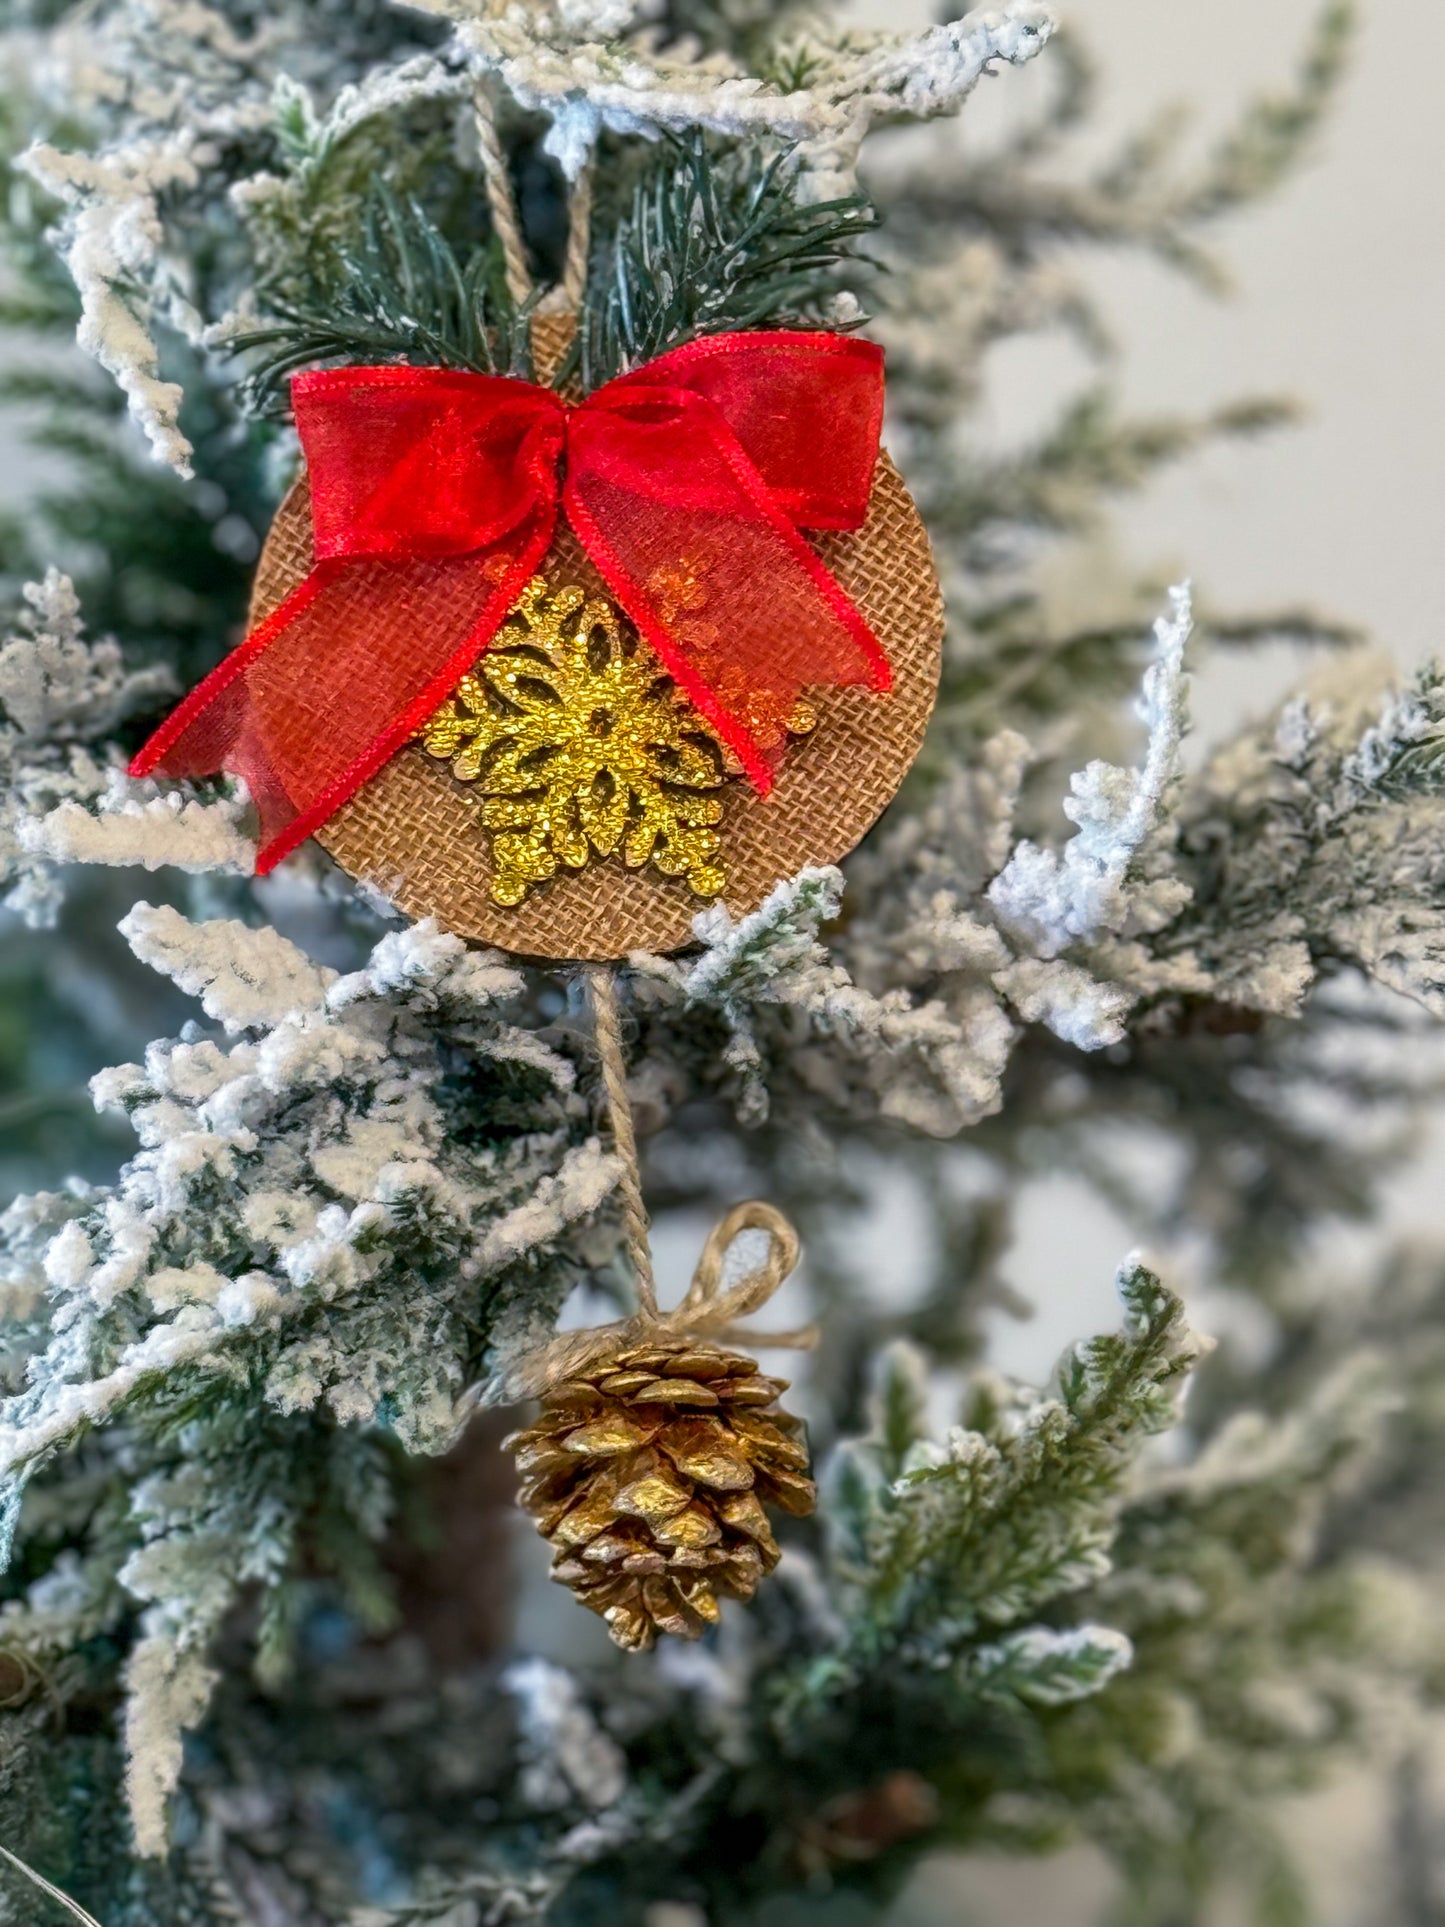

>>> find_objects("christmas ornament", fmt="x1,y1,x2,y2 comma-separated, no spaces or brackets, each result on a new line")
130,322,942,962
123,159,942,1644
487,975,818,1650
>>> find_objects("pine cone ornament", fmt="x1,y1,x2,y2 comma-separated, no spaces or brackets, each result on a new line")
504,1336,815,1650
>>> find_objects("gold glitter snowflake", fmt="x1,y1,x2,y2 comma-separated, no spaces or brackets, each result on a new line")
420,578,731,907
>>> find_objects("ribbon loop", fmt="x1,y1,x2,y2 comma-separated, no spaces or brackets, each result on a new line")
295,365,565,562
132,330,893,874
609,331,886,530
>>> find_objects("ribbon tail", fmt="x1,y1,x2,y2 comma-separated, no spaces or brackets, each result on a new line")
130,514,557,874
563,486,777,794
564,399,892,797
129,563,336,849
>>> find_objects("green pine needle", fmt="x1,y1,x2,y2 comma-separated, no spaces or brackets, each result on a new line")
232,185,530,415
232,143,875,411
575,135,879,389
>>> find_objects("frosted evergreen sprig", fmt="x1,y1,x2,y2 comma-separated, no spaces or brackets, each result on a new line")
820,1259,1207,1674
632,590,1198,1135
0,908,619,1850
985,583,1195,979
1158,658,1445,1020
18,3,457,471
233,182,530,413
442,1,1056,188
0,570,177,927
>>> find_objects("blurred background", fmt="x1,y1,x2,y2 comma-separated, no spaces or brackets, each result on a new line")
836,1,1445,1920
847,0,1445,1377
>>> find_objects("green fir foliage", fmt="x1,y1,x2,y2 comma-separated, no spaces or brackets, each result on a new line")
235,184,531,414
825,1264,1204,1667
576,136,877,389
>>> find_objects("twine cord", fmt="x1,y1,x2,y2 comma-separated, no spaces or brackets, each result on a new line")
474,86,533,308
506,1195,815,1401
585,963,656,1315
492,968,815,1403
559,153,595,313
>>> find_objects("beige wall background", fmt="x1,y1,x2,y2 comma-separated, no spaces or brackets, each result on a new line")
1016,0,1445,669
849,2,1445,1922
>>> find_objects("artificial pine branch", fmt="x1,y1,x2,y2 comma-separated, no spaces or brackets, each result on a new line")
818,1262,1204,1676
575,135,879,389
233,185,531,416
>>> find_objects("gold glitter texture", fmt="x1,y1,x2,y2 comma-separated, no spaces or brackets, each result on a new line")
420,578,728,906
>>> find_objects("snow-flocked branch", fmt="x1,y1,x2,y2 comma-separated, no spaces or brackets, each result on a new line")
443,2,1056,187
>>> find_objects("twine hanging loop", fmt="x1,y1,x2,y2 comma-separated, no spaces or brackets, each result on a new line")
500,1198,814,1403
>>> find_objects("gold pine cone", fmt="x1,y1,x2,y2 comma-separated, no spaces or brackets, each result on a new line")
503,1337,816,1651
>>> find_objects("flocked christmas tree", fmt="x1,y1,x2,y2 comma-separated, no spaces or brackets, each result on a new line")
1,1,1443,1923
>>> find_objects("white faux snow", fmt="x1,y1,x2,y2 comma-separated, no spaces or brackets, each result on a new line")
989,584,1194,960
21,771,256,875
447,1,1055,188
119,903,336,1032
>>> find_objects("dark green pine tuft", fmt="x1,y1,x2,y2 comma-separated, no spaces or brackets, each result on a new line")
232,184,534,416
576,134,879,390
231,140,875,409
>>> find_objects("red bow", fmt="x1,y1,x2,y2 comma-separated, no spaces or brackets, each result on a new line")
131,330,893,874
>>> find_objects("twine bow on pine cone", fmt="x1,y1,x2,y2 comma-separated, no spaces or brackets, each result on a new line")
500,1200,819,1652
500,1199,816,1403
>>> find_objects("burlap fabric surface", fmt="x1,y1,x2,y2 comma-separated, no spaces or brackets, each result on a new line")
250,449,943,962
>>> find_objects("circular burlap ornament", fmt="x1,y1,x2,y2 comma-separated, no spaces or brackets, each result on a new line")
250,364,943,962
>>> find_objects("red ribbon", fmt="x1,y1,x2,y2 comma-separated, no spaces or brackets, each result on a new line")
131,330,893,874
